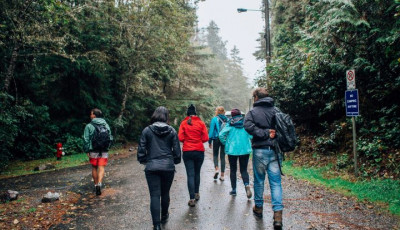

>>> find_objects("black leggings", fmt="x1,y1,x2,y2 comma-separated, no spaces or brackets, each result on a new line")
228,154,250,190
145,170,175,225
183,151,204,199
212,138,225,172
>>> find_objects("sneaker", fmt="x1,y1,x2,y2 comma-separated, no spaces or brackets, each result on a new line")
194,193,200,201
219,176,224,181
245,185,252,198
229,190,237,196
188,199,196,207
213,171,219,180
253,205,263,218
95,185,101,196
161,213,169,224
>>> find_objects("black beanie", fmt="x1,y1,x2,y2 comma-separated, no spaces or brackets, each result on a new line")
187,104,197,116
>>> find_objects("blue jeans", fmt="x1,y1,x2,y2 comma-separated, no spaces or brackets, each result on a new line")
183,151,204,199
253,148,283,211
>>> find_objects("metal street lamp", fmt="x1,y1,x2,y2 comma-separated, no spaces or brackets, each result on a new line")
238,0,271,83
237,8,261,13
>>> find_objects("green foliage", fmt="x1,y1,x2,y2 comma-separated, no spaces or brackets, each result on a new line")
0,1,245,170
257,0,400,177
0,93,21,169
336,153,350,169
62,133,84,156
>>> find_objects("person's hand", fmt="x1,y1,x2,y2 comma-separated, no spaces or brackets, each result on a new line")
209,143,212,149
269,129,276,139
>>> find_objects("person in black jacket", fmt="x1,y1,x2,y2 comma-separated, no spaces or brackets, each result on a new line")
137,106,181,230
244,88,283,229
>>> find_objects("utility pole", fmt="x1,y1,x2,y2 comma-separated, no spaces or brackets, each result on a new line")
263,0,271,87
264,0,271,65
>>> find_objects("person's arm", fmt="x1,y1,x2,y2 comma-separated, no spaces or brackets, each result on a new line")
107,123,113,140
178,122,185,142
137,128,148,164
201,122,209,143
208,117,216,145
83,124,92,153
218,125,229,145
244,111,269,139
172,130,182,164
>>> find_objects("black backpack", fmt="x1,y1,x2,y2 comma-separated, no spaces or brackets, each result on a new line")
274,111,297,152
91,123,111,152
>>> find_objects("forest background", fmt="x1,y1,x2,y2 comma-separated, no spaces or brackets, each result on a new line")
0,0,399,180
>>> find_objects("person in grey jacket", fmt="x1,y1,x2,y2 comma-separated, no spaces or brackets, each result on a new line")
137,106,181,230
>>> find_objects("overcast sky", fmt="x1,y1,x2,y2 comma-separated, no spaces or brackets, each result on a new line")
196,0,265,84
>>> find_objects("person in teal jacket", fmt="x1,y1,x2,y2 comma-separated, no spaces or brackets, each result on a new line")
219,108,252,198
208,106,228,181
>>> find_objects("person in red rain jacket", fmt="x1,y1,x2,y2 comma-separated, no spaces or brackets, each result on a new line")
178,104,209,207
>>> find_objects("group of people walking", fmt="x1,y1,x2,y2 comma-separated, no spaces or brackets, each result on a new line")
83,88,284,230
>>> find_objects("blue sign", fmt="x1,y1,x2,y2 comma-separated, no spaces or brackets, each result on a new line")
345,89,359,116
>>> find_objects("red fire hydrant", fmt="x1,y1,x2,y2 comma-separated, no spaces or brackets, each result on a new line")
56,142,64,160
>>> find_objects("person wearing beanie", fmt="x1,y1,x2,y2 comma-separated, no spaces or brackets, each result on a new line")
208,106,228,181
178,104,209,207
219,108,253,199
187,104,197,116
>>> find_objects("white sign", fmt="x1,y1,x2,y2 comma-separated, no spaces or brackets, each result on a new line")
346,70,356,90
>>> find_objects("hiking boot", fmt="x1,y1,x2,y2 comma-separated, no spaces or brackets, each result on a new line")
153,224,161,230
253,205,263,218
273,210,283,229
213,171,219,180
188,199,196,207
245,185,252,198
95,185,101,196
161,213,169,224
195,193,200,201
229,190,237,196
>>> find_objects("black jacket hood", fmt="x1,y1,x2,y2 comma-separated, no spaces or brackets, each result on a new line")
253,97,274,107
149,122,172,136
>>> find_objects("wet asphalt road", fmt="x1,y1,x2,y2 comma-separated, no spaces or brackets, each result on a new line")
2,145,399,230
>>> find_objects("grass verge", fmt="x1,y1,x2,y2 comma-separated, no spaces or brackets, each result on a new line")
0,153,89,179
0,150,122,179
283,161,400,216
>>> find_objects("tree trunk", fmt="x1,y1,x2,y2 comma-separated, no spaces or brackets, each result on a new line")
3,44,20,93
117,84,129,122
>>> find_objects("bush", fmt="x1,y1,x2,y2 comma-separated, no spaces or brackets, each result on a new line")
62,134,84,155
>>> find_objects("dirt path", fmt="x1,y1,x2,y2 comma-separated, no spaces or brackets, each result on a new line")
1,145,399,229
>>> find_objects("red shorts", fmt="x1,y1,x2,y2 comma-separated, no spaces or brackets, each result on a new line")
89,157,108,166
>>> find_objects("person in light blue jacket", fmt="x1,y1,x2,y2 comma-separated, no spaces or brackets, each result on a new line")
219,108,253,198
